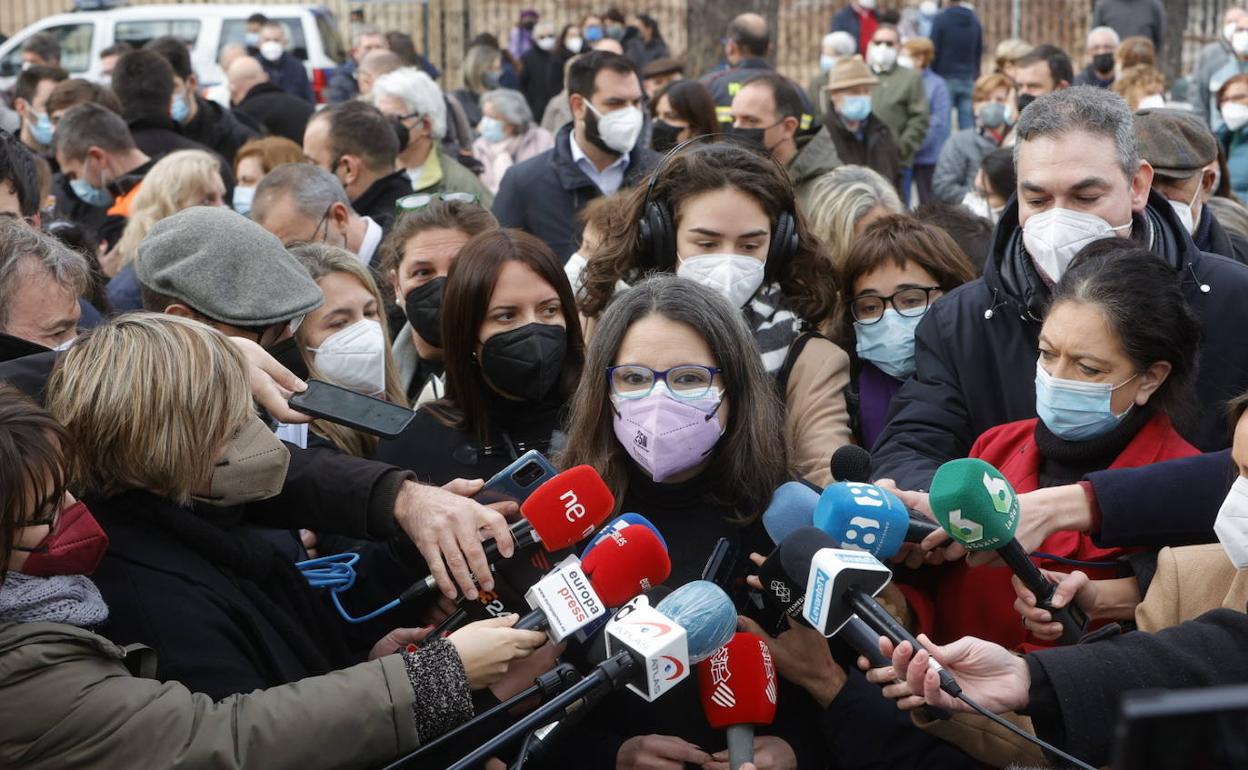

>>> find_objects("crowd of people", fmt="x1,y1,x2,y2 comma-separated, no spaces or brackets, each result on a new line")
2,1,1248,768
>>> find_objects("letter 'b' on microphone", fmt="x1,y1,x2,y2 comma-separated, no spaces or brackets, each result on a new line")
519,465,615,550
697,632,778,770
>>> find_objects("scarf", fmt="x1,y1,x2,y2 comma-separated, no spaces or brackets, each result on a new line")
0,572,109,627
742,282,802,375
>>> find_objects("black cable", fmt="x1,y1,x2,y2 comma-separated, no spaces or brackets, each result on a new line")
955,692,1096,770
509,725,546,770
1030,552,1122,571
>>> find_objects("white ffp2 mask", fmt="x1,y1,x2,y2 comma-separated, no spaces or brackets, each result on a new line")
1215,476,1248,568
1022,208,1131,283
308,318,387,397
676,253,766,308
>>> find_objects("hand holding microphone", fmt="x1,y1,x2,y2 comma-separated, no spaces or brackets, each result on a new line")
863,633,1032,716
447,614,549,689
930,458,1089,645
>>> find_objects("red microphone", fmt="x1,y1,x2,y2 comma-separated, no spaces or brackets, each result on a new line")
516,523,672,641
696,632,778,770
402,466,615,604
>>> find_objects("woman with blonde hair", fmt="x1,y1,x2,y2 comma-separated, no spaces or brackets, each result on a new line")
290,243,407,457
105,149,226,311
452,43,503,127
805,164,904,267
1112,64,1166,111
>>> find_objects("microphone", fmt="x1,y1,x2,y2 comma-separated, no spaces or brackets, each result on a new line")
580,512,668,557
929,458,1089,645
814,481,940,558
447,581,737,769
696,632,778,770
400,465,616,605
830,444,873,483
761,481,821,544
515,523,670,641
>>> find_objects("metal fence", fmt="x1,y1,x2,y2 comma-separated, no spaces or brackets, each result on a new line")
1,0,1237,92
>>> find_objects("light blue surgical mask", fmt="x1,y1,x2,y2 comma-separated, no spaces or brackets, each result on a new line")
232,185,255,216
1035,363,1138,441
841,94,872,122
171,93,190,124
69,158,114,208
820,54,837,72
30,112,53,146
854,309,923,380
585,25,604,42
479,116,506,144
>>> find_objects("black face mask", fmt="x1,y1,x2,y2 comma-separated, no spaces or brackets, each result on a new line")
1092,52,1115,74
264,335,309,382
1016,92,1037,116
583,107,620,157
522,20,536,30
651,120,684,152
726,125,766,149
479,323,567,402
404,277,447,348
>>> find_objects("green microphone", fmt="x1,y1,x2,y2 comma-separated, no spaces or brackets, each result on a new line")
930,458,1088,645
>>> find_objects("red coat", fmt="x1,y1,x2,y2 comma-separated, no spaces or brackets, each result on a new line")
907,412,1198,651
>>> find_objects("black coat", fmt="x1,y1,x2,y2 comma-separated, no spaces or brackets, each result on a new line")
1026,608,1248,766
518,47,565,121
258,52,314,103
350,170,412,233
126,115,236,192
872,191,1248,490
493,123,659,262
180,96,259,165
825,112,903,195
235,82,316,145
1194,203,1248,265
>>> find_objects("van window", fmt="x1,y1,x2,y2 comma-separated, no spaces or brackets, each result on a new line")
115,20,201,50
314,10,346,63
219,18,307,61
0,23,94,77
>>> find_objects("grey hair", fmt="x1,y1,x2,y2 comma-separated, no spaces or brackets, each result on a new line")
1013,85,1139,181
481,88,533,130
373,67,447,139
805,165,904,263
823,31,857,56
0,220,90,330
353,24,383,46
252,163,352,225
1086,26,1121,47
52,102,135,162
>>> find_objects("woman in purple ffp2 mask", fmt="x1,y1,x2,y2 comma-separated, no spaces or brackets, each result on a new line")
557,274,822,769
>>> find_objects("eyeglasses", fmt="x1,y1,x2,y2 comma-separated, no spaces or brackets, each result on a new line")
396,192,480,214
11,501,62,553
606,364,723,400
850,287,941,324
308,203,332,244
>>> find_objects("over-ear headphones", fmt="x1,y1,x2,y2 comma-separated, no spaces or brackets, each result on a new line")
636,136,800,282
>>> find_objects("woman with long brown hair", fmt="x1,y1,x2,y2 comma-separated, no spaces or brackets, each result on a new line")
580,141,851,485
377,228,584,484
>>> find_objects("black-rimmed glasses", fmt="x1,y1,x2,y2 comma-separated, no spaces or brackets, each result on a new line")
850,287,940,324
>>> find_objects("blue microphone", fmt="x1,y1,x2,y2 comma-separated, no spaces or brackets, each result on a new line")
655,580,738,662
761,481,821,544
582,513,668,558
815,482,942,559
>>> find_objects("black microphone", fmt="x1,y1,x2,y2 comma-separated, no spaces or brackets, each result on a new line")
830,444,873,483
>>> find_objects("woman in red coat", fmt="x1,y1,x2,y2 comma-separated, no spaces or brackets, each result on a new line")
923,239,1204,651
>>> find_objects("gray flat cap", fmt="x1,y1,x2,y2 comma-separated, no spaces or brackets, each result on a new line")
135,207,323,326
1135,108,1218,180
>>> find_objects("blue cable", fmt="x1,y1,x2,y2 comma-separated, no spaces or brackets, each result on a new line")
297,552,401,624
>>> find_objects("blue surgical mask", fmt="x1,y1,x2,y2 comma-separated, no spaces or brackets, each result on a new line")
171,93,190,124
1035,363,1138,441
69,159,114,208
479,116,506,143
978,102,1009,129
841,94,872,122
820,54,837,72
585,25,604,42
854,309,923,380
232,185,255,216
30,112,53,146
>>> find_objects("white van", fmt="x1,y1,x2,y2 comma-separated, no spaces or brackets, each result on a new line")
0,3,345,101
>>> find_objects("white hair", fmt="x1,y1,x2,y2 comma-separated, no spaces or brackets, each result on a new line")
1086,26,1120,47
481,89,533,130
373,67,447,140
824,31,857,56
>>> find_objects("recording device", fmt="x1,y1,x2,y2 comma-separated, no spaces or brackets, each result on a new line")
830,444,873,483
287,379,415,438
696,632,778,770
373,466,614,614
815,481,940,557
1114,684,1248,770
515,525,671,642
474,449,558,505
581,512,668,557
761,481,821,544
929,458,1089,645
447,581,738,769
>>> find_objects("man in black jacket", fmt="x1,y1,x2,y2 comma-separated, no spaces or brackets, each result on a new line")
145,36,258,166
493,50,658,262
228,56,315,145
872,86,1248,490
303,101,410,232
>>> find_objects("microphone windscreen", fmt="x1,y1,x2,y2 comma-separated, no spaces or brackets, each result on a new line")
813,482,910,559
830,444,873,483
929,458,1021,552
696,632,778,728
761,481,820,544
521,465,615,550
582,524,672,606
580,512,667,558
656,580,737,663
754,546,809,633
776,526,841,587
586,585,673,665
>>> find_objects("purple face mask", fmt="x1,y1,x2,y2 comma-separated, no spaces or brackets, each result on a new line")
611,385,724,482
